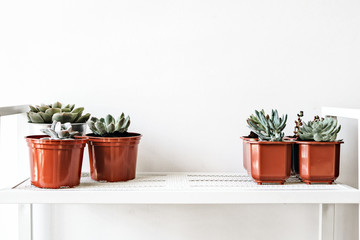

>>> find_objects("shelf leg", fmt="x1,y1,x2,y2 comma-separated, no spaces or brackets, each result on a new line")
19,204,33,240
318,204,335,240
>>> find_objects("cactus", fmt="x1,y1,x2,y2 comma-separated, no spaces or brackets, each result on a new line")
40,120,79,140
246,109,287,141
298,115,341,142
87,113,130,136
27,101,90,124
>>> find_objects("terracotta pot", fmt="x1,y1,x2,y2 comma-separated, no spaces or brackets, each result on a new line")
87,133,142,182
240,136,257,174
26,135,88,189
249,141,292,184
297,141,343,184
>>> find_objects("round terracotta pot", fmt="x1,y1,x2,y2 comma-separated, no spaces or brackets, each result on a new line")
26,135,88,189
87,133,142,182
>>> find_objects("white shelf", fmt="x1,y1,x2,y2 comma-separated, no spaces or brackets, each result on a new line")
0,172,358,204
322,107,360,119
0,105,359,240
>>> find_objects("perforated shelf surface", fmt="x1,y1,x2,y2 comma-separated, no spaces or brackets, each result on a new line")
1,173,359,204
12,173,353,191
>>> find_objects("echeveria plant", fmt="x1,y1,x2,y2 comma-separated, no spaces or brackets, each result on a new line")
27,101,90,124
87,113,130,136
40,120,79,140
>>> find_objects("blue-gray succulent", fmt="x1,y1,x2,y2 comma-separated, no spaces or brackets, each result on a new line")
87,113,130,136
247,109,287,141
299,116,341,142
40,121,79,140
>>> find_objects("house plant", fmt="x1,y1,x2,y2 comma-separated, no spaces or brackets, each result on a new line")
246,109,292,184
27,101,90,135
25,121,88,188
87,113,142,182
297,114,343,184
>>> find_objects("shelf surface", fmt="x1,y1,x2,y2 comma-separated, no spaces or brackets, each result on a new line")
0,172,359,204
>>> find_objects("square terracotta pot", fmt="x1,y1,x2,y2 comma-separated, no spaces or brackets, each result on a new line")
249,141,292,185
241,137,257,175
298,141,343,184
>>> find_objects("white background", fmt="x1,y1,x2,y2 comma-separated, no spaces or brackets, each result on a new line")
0,0,360,239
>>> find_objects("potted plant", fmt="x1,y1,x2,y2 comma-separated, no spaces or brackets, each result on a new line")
86,113,142,182
297,113,343,184
27,101,90,135
25,121,88,188
240,131,257,174
246,109,293,184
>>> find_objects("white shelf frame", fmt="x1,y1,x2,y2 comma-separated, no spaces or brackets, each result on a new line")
0,105,359,240
0,173,359,204
322,107,360,240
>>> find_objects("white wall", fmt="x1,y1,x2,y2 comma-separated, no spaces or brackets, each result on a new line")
0,0,359,239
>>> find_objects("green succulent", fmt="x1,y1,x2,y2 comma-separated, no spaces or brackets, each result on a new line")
87,113,130,136
247,109,287,141
299,116,341,142
27,101,90,124
40,120,79,140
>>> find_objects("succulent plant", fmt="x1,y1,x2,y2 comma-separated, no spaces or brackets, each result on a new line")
27,101,90,124
293,111,304,138
247,109,287,141
87,113,131,136
298,115,341,142
40,120,79,140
